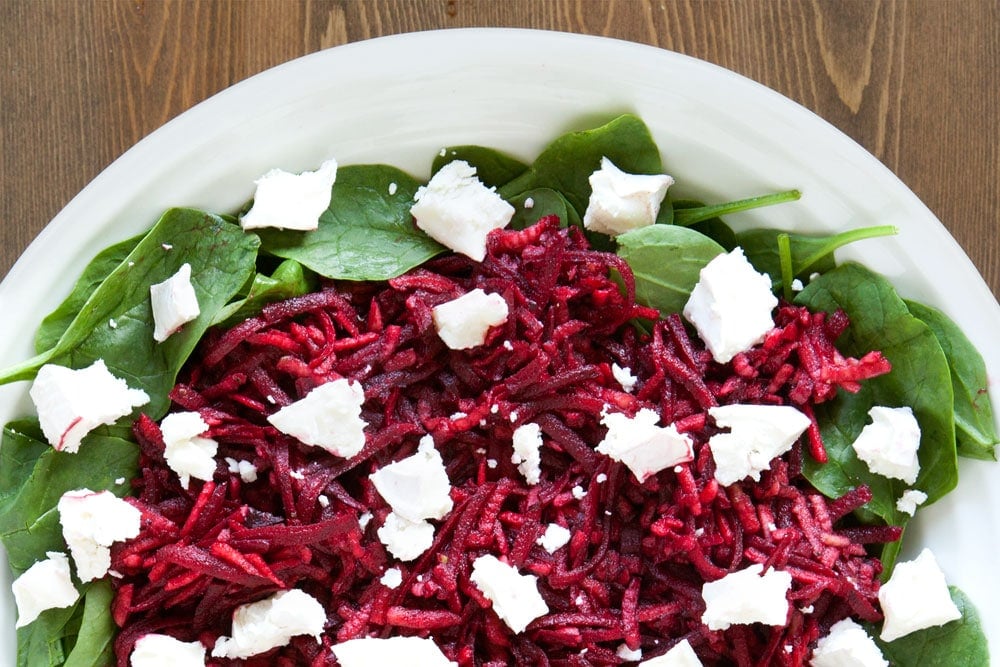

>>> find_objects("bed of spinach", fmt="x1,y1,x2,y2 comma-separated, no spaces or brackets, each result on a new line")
0,113,993,665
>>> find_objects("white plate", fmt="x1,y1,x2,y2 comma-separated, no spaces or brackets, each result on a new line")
0,28,996,662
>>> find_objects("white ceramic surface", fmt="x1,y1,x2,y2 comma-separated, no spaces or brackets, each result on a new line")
0,28,996,662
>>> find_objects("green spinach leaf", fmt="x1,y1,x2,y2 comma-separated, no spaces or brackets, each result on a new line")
62,580,115,667
875,587,989,665
430,146,528,188
616,224,725,315
506,188,582,231
0,209,259,419
498,114,664,218
212,259,316,327
797,264,958,564
0,420,138,574
34,235,144,354
672,190,801,227
258,164,445,280
906,300,997,461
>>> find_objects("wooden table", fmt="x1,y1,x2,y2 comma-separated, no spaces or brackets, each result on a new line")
3,0,998,298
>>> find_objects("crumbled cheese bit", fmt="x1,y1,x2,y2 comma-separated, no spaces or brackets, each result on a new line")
212,589,325,659
30,359,149,453
239,158,338,231
851,406,921,484
438,147,448,157
582,157,673,236
161,243,173,251
369,435,453,523
377,512,436,562
109,318,118,329
879,548,961,642
536,523,572,554
638,639,702,666
895,488,928,516
597,408,694,482
432,288,509,349
131,633,206,666
58,489,142,582
595,473,608,484
571,485,587,500
511,423,543,485
317,494,330,507
470,554,549,633
523,196,535,209
682,247,778,363
790,278,804,291
811,618,887,667
333,636,456,667
115,477,126,485
707,404,810,486
289,469,305,480
160,411,218,489
486,458,498,469
503,339,514,351
267,378,367,457
388,181,398,196
616,643,643,661
410,160,515,261
225,457,258,483
611,363,638,392
380,567,403,589
701,563,791,630
358,511,373,530
12,552,78,628
150,263,201,342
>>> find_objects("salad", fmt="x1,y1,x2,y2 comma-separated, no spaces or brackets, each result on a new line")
0,115,994,666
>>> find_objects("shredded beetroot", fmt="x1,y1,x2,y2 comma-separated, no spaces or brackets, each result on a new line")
111,217,895,666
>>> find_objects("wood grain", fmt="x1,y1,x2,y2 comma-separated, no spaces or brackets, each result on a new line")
1,0,997,296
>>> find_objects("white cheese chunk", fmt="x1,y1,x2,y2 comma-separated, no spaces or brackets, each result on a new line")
11,551,78,628
58,489,142,582
369,435,453,523
240,159,338,231
225,457,258,483
617,643,643,661
380,567,403,589
536,523,572,554
150,263,201,342
879,548,961,642
612,363,638,392
212,589,325,659
708,404,811,486
596,408,694,482
131,634,206,666
582,157,673,236
377,511,435,562
682,247,778,363
895,488,928,516
410,160,515,261
701,563,791,631
811,618,887,667
432,289,509,350
160,411,218,489
267,378,367,457
511,422,543,485
333,636,456,667
639,639,703,666
470,554,549,633
851,406,921,485
30,359,150,453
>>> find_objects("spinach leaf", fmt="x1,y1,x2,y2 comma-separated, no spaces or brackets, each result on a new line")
34,234,143,354
616,224,725,315
0,420,138,574
797,264,958,558
875,587,989,665
506,188,582,231
0,209,259,419
672,189,801,227
430,145,528,188
258,164,445,280
906,300,998,461
670,200,737,250
15,598,80,667
498,114,664,218
212,259,316,327
737,225,897,285
62,580,115,667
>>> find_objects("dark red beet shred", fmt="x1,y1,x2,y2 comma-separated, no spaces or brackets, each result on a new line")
111,216,896,666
